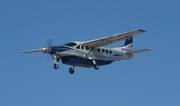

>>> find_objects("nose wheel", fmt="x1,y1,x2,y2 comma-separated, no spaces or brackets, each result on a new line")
53,58,60,69
54,63,59,69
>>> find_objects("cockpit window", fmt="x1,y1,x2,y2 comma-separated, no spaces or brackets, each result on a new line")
63,42,77,47
76,45,80,49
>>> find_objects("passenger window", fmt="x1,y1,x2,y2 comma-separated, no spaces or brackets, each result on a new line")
106,50,108,54
76,45,80,49
97,48,100,52
81,46,84,49
109,51,112,54
102,49,104,53
86,46,89,50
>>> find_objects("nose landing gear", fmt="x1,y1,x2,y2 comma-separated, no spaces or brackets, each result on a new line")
53,58,60,69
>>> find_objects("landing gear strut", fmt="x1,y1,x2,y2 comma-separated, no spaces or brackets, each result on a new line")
53,58,60,69
92,60,100,70
69,66,75,74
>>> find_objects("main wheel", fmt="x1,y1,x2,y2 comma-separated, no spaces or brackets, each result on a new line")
69,68,74,74
54,64,59,69
94,64,99,70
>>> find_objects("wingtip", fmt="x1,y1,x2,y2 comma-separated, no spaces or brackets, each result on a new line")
147,48,151,51
138,29,146,32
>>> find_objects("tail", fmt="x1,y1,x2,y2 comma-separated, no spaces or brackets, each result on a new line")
123,36,151,54
124,37,133,46
113,36,150,54
122,37,133,51
112,36,133,51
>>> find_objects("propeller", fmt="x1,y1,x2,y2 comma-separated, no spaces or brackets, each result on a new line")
22,37,61,63
42,37,54,53
45,37,54,61
46,54,53,61
22,37,53,54
45,37,53,47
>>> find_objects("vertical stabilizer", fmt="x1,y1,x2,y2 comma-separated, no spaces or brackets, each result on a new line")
112,36,133,51
124,37,133,46
122,37,133,51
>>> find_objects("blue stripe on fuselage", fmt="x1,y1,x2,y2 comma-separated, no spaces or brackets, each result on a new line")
49,46,72,54
61,56,113,67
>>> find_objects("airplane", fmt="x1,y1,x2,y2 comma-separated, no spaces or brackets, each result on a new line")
22,29,150,74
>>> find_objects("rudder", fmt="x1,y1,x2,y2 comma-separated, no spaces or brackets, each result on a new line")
124,36,133,46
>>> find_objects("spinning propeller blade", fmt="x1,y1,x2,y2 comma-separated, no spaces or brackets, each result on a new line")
22,49,41,54
46,37,53,47
22,37,54,54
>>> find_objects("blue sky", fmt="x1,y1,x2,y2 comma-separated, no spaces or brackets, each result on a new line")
0,0,180,106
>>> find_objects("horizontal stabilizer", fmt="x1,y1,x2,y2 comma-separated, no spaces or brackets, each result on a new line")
125,49,151,55
22,49,41,54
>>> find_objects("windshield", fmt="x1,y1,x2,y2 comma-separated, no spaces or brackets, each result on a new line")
63,42,77,47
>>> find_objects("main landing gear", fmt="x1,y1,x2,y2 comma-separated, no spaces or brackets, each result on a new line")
52,58,100,74
94,64,99,70
54,63,59,69
92,60,100,70
69,66,75,74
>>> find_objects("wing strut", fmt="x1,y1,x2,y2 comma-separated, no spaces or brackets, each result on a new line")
83,40,105,58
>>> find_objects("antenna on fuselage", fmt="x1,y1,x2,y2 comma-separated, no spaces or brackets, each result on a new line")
81,40,85,45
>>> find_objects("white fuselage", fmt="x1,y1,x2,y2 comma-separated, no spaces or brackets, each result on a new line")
55,42,133,62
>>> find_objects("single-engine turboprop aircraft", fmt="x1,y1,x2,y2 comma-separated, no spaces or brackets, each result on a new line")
22,29,150,74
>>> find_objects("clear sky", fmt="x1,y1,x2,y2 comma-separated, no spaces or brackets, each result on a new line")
0,0,180,106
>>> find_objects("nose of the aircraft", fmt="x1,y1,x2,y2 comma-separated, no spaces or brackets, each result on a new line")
49,46,68,54
40,47,52,53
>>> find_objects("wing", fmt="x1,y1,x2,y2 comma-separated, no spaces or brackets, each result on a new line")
82,29,145,47
125,49,151,55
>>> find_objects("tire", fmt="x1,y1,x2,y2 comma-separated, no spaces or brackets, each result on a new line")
69,68,74,74
94,64,99,70
54,64,59,69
